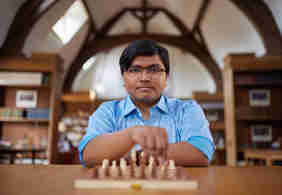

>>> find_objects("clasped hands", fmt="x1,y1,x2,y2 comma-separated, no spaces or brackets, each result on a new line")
127,125,169,165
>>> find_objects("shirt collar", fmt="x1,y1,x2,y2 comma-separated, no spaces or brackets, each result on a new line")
122,95,169,117
155,95,169,114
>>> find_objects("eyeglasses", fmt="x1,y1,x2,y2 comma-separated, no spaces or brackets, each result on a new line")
126,65,166,78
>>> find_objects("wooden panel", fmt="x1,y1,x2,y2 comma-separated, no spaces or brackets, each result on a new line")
3,87,50,108
62,91,94,103
0,87,5,107
237,121,282,148
235,87,282,108
210,121,225,131
223,67,237,166
224,54,282,72
192,91,223,102
2,123,48,148
234,71,282,86
0,53,62,73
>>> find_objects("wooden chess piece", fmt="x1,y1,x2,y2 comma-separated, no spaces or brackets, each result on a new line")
156,164,166,180
98,159,109,179
139,151,147,166
109,160,120,179
167,160,177,180
131,149,137,168
133,165,143,179
120,158,131,179
144,155,154,179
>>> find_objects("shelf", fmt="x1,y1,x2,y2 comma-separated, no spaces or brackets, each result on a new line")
192,91,223,102
210,121,225,131
0,118,49,123
236,107,282,121
216,148,225,152
0,84,50,89
234,72,282,87
61,91,95,103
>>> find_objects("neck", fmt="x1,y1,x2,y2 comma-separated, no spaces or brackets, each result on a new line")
131,97,161,120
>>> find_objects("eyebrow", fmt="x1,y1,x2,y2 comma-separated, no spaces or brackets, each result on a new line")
130,64,162,68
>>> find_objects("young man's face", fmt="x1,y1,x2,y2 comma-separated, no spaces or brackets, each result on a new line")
123,55,168,105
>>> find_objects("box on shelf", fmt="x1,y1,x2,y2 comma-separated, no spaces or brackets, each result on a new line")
0,72,43,86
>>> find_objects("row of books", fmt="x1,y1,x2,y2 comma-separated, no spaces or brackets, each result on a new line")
0,108,50,120
0,72,49,86
26,108,50,119
0,108,24,119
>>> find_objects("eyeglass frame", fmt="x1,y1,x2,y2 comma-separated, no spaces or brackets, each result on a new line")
124,64,166,78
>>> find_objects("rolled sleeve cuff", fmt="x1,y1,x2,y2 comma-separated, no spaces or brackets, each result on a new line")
78,133,99,165
187,136,215,161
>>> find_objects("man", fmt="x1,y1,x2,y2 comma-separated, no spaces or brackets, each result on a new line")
79,40,215,166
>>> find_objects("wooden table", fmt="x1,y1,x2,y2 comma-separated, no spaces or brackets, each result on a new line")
0,165,282,195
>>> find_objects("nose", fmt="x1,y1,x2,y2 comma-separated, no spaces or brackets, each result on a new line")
139,69,152,80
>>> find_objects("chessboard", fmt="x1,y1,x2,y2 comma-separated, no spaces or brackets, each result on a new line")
74,151,199,190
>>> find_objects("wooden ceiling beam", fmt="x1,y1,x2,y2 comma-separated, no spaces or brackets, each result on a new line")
0,0,60,56
192,0,211,33
81,0,97,33
230,0,282,55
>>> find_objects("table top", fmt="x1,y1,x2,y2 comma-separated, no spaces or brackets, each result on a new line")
0,165,282,195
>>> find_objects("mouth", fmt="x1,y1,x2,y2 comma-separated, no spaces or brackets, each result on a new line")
136,87,154,91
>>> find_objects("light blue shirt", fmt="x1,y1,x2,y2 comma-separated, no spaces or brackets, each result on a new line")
78,95,215,163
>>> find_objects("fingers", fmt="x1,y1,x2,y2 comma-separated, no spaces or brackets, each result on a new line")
130,126,169,164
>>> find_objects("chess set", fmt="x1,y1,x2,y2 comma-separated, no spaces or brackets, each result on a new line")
74,150,199,190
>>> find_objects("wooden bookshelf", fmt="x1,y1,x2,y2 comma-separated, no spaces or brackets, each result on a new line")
0,53,62,164
223,53,282,166
192,91,226,165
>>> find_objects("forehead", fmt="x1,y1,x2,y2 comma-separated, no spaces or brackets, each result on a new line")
131,55,164,67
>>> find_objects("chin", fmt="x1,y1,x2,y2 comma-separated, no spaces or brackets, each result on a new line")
135,96,160,104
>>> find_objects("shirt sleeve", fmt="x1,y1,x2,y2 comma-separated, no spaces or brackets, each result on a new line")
178,100,215,161
78,102,115,164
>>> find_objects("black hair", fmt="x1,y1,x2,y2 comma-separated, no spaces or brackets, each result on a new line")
119,40,170,75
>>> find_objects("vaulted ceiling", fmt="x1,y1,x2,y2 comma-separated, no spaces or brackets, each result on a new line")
1,0,282,93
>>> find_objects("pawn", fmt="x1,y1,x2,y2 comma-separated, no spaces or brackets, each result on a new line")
156,164,166,180
139,151,147,166
167,160,177,180
102,159,110,168
109,160,120,179
131,149,137,167
133,165,144,179
98,159,109,179
144,155,154,179
148,156,155,167
120,158,131,179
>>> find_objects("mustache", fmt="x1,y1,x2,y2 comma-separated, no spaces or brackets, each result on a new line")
136,86,154,89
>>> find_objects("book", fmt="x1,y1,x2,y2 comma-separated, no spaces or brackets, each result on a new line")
0,72,43,85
